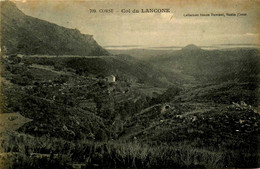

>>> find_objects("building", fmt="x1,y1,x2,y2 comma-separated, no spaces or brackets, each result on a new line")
106,75,116,83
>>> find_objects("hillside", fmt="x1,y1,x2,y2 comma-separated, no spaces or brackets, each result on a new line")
0,2,259,168
0,1,109,56
19,55,171,87
2,52,259,168
182,44,202,51
143,47,259,83
108,46,259,86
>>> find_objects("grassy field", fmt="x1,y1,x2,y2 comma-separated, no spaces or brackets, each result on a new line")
0,131,237,169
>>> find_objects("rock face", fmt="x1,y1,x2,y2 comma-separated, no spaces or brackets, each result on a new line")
0,1,109,56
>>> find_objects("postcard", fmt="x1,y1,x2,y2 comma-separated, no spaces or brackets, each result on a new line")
0,0,259,168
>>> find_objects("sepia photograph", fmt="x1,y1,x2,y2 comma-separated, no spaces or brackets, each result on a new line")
0,0,260,168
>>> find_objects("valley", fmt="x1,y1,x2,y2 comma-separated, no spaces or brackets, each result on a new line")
1,47,259,168
0,1,259,169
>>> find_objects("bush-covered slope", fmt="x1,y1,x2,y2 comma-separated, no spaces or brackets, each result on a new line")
21,55,171,87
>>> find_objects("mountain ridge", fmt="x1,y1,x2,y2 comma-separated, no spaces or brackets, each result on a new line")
0,1,109,56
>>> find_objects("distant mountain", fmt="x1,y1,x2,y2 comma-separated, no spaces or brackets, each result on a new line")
182,44,202,51
0,1,109,56
147,48,259,83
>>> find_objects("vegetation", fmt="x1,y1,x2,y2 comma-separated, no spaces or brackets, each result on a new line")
1,49,259,168
0,131,250,168
0,1,259,168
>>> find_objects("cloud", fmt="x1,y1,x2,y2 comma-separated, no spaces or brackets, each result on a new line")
245,33,258,36
9,0,27,2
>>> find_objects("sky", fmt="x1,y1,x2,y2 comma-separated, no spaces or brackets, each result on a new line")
8,0,260,47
